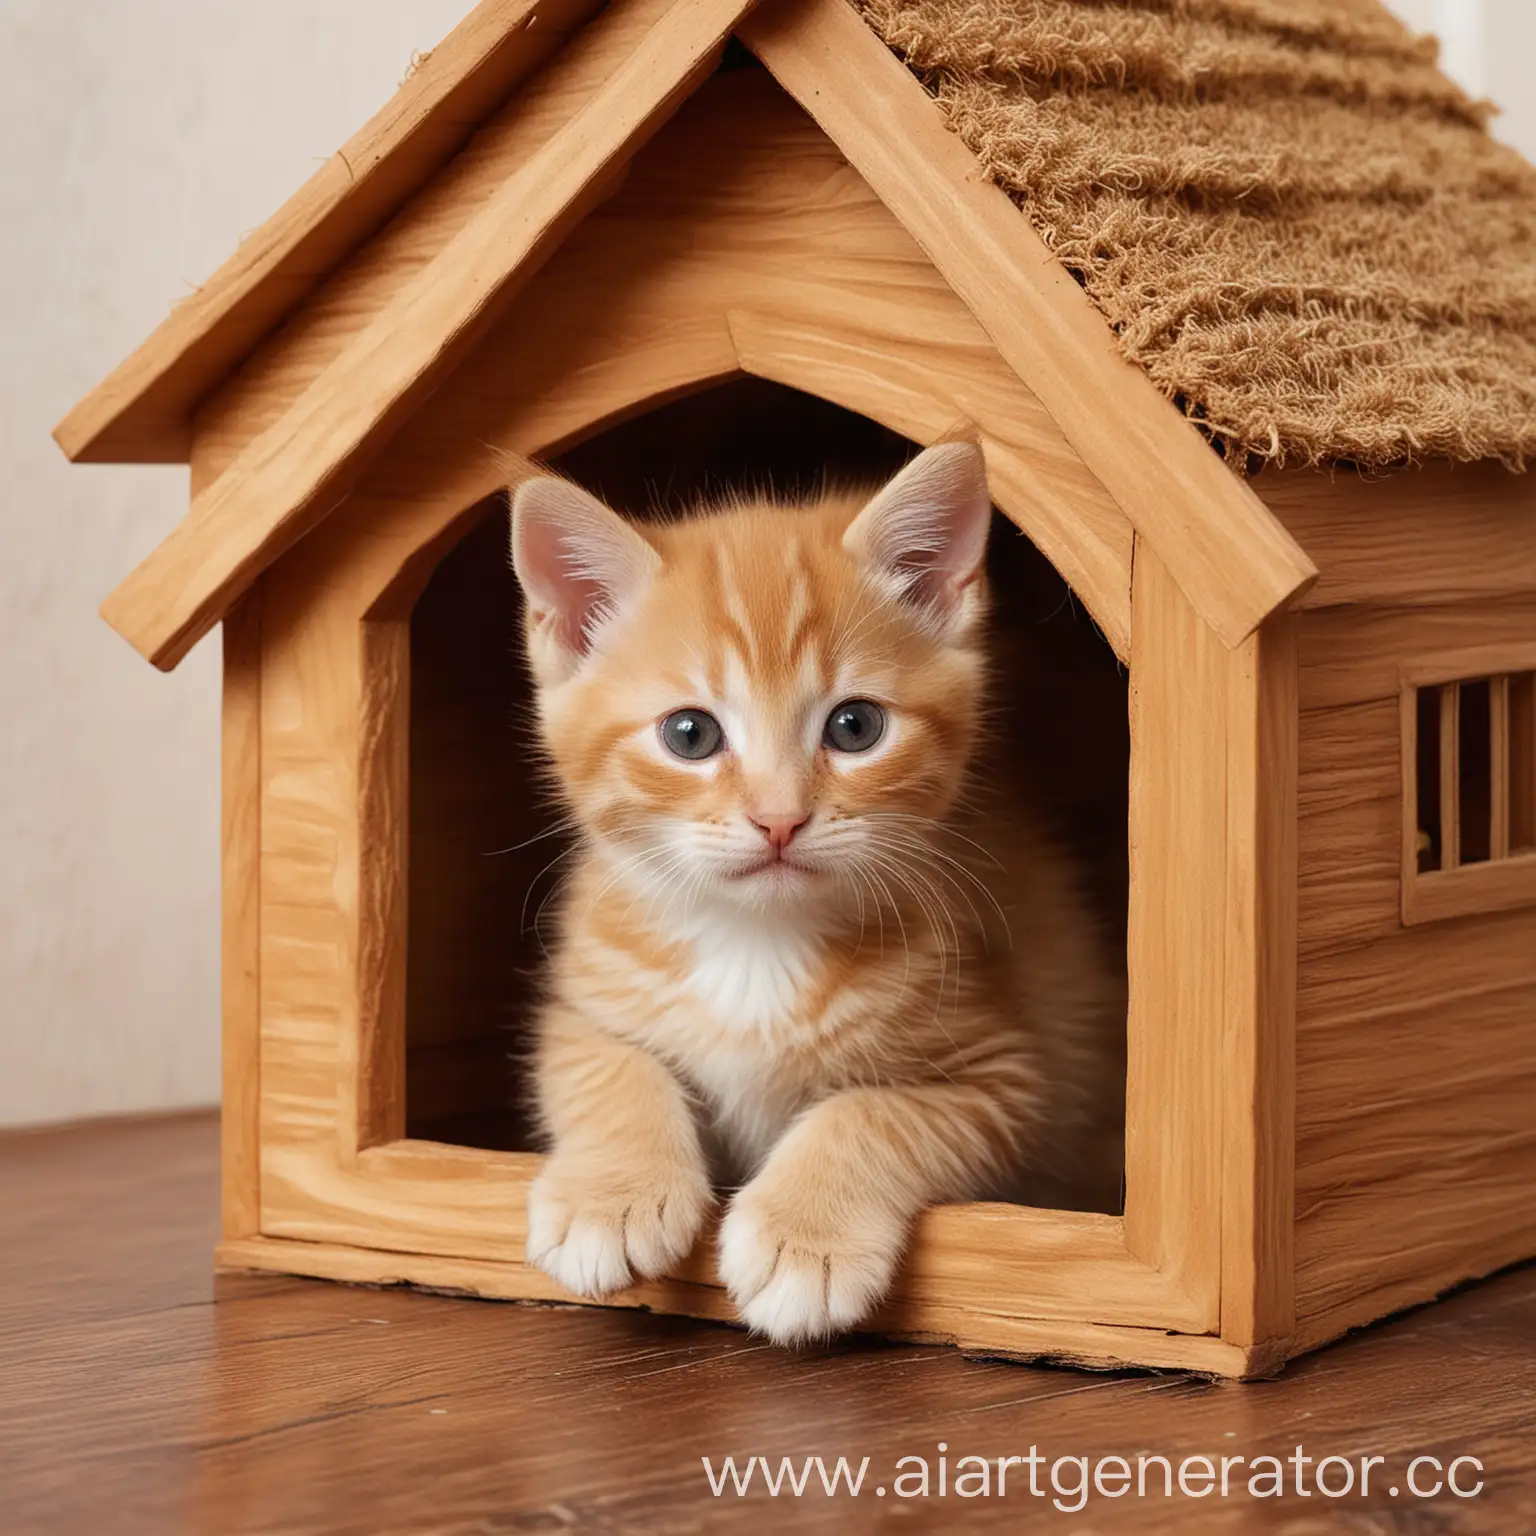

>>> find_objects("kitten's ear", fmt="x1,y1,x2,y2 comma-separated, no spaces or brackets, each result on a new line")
843,442,992,621
511,477,660,676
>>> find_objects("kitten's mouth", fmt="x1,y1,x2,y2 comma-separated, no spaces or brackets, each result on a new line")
733,854,818,881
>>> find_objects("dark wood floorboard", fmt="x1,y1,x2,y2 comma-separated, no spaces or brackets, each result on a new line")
2,1112,1532,1534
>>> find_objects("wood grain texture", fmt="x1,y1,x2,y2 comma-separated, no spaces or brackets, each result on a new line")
1292,978,1536,1347
219,591,263,1240
1405,853,1536,926
1299,685,1536,943
1400,643,1536,689
350,76,1133,655
14,1114,1536,1534
1297,699,1401,958
239,89,1218,1352
1220,615,1298,1350
189,0,703,491
352,622,411,1152
1292,581,1536,1344
1295,597,1536,712
1297,900,1536,1024
1396,643,1536,924
728,308,1132,656
1440,680,1462,871
53,0,603,464
740,0,1316,650
1122,541,1227,1330
249,448,1193,1359
100,0,753,671
1400,680,1423,924
257,1137,1206,1335
174,55,1536,1376
257,547,365,1188
1277,448,1536,1245
218,1233,1258,1376
253,472,502,1188
1261,461,1536,611
1296,611,1536,959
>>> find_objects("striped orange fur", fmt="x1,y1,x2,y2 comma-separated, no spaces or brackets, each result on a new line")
510,444,1124,1344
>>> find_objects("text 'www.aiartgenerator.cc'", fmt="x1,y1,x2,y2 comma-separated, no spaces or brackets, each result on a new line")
700,1444,1487,1511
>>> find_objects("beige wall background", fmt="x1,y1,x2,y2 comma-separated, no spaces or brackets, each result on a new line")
1390,0,1536,154
1,1,1532,1127
1,1,468,1127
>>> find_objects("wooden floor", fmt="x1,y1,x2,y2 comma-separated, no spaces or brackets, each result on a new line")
3,1114,1532,1534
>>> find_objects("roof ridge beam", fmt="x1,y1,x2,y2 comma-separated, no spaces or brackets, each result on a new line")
739,0,1317,648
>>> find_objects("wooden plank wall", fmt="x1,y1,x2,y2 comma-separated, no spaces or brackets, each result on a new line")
219,591,264,1238
1262,465,1536,1352
231,70,1254,1368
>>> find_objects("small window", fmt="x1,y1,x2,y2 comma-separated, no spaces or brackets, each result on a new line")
1404,654,1536,924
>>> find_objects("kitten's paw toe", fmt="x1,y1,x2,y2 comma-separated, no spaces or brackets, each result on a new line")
622,1177,712,1277
717,1196,902,1346
526,1160,711,1299
534,1209,633,1298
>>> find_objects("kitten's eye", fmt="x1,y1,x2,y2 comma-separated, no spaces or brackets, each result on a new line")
824,699,886,754
659,709,725,761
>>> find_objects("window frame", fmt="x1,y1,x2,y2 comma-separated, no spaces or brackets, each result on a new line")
1400,643,1536,926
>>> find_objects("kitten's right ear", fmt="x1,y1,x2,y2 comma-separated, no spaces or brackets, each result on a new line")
510,477,660,678
843,441,992,627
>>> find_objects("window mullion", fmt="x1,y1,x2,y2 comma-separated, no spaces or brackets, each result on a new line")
1440,682,1461,872
1491,674,1510,861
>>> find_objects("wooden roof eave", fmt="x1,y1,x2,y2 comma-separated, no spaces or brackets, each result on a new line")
52,0,608,467
95,0,758,671
740,0,1318,650
87,0,1315,675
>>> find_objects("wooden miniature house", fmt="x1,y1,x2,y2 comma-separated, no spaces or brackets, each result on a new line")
59,0,1536,1376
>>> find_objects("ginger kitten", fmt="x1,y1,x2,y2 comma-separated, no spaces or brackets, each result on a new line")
509,443,1125,1345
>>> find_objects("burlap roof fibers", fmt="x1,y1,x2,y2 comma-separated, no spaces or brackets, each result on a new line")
855,0,1536,470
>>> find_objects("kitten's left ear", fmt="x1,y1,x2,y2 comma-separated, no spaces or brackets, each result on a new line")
511,476,660,680
843,442,992,621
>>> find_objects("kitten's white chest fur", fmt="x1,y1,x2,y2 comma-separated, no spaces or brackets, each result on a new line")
670,904,828,1171
678,904,823,1031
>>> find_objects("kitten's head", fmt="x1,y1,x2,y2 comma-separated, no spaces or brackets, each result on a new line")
510,443,992,916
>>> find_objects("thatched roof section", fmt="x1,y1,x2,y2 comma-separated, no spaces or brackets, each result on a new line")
855,0,1536,470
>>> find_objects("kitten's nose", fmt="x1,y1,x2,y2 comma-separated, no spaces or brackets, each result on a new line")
750,812,809,853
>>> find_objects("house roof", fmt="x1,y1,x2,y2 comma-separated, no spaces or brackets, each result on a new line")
53,0,606,466
856,0,1536,472
63,0,1322,671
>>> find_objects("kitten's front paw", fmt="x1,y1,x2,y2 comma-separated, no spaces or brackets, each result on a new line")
717,1186,905,1346
526,1156,712,1299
